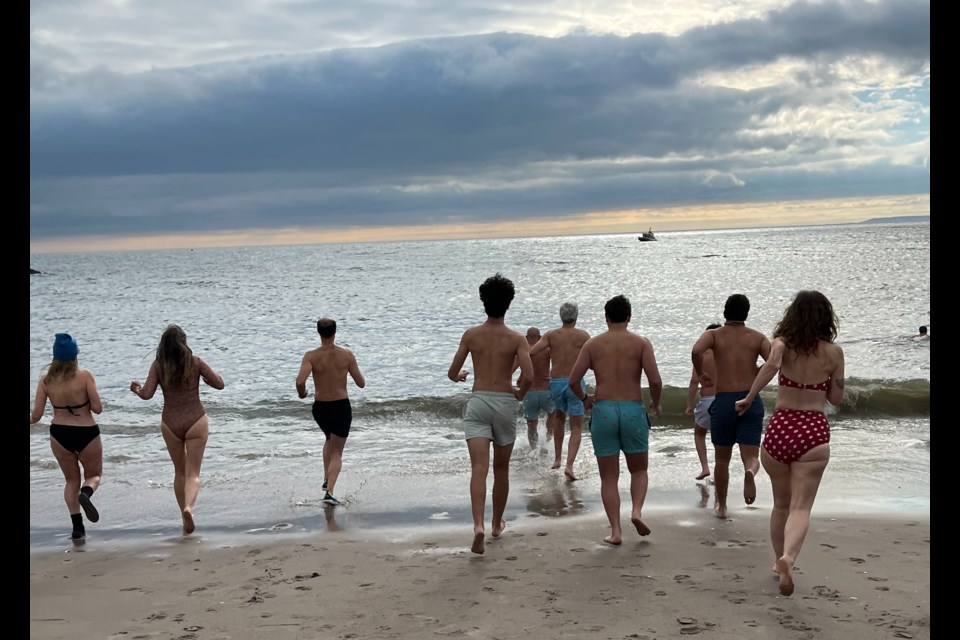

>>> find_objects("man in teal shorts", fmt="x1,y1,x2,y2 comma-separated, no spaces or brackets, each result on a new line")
567,295,663,545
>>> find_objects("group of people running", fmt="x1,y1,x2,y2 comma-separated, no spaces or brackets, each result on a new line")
30,276,844,597
446,275,844,597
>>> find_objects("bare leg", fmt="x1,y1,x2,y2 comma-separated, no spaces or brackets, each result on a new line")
564,416,582,480
544,412,554,442
526,419,539,449
323,434,347,496
466,437,491,553
596,454,622,544
624,451,651,536
694,425,710,480
713,445,733,518
161,416,209,535
50,439,83,519
761,447,791,566
776,444,829,595
551,411,566,469
740,444,761,504
491,442,514,537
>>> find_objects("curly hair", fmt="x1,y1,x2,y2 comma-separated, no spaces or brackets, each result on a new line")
773,290,838,355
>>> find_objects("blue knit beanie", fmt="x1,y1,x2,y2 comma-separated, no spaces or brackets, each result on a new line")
53,333,79,361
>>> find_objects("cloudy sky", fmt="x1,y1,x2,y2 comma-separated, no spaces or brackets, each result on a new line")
30,0,929,252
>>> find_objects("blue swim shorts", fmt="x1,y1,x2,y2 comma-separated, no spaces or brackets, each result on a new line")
708,392,764,447
549,378,585,416
522,389,555,421
589,400,649,457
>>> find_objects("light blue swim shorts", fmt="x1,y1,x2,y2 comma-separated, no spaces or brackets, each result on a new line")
463,391,519,446
549,378,585,416
522,389,555,421
589,399,650,457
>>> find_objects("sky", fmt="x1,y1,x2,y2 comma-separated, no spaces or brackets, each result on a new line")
29,0,930,252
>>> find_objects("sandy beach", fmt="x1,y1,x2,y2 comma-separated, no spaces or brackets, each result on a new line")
29,506,930,640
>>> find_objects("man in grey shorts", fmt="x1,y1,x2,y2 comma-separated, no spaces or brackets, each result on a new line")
448,273,534,554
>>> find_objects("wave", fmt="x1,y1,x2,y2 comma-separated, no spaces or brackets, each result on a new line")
34,378,922,438
268,377,930,423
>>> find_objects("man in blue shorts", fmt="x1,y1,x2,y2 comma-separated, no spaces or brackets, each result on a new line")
691,294,771,519
568,295,662,544
529,302,590,480
516,327,554,450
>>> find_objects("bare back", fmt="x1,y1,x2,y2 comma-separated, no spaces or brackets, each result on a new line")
694,324,771,392
775,340,845,412
537,325,590,378
33,368,103,426
297,344,364,401
451,321,530,393
528,349,551,390
579,329,661,402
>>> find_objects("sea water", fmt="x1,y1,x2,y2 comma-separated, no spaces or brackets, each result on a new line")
28,222,930,552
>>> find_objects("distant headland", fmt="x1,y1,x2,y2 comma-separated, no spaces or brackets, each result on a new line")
859,215,929,224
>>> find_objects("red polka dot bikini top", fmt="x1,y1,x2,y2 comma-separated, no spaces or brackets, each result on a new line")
778,372,830,391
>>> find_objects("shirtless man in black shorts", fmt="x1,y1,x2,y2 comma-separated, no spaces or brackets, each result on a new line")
296,317,366,506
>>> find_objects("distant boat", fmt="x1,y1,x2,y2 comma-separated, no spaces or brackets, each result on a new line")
638,228,658,242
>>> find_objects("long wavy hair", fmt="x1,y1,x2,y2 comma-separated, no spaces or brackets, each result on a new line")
155,324,197,389
772,290,838,356
42,359,77,385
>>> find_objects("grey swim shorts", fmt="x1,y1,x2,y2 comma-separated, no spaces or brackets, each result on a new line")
694,395,715,429
463,391,519,446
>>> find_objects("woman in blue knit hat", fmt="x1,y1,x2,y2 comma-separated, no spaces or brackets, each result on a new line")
30,333,104,541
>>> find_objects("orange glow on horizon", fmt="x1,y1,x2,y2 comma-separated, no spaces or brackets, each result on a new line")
29,194,929,254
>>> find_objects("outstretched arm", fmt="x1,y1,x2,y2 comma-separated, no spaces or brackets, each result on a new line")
642,340,663,419
826,347,845,407
568,341,592,401
295,354,312,399
348,352,366,389
447,333,470,382
131,361,160,399
735,339,782,414
30,379,47,424
691,331,715,385
514,337,534,399
86,371,104,414
198,357,225,390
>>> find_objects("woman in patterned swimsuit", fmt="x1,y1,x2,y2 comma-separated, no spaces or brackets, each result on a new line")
734,291,845,597
130,324,224,535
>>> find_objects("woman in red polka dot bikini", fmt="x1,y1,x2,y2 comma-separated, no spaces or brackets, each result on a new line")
734,290,845,597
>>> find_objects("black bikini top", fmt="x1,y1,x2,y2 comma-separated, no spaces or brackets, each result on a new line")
52,398,91,416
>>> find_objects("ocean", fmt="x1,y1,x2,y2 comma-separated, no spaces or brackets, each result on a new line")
28,222,930,553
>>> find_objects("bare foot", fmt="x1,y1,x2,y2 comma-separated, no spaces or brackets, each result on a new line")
471,531,485,555
776,557,794,595
492,519,507,538
182,510,195,535
744,469,757,505
631,516,651,536
714,503,728,519
603,534,622,546
564,467,578,481
550,459,561,470
696,470,710,480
